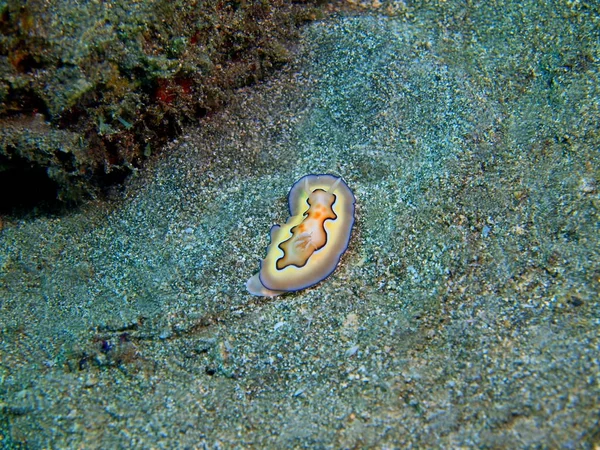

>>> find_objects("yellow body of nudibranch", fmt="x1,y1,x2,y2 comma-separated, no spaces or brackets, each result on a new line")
247,174,355,297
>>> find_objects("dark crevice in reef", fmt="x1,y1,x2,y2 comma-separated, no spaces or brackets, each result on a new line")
0,153,62,215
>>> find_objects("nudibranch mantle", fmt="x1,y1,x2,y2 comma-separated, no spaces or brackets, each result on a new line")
246,174,355,297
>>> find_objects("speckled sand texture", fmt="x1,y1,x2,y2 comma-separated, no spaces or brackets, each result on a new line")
1,6,599,448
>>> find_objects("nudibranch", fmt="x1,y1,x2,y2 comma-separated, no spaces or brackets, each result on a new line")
246,174,355,297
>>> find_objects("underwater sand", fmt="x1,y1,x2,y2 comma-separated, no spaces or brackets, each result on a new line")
1,6,599,448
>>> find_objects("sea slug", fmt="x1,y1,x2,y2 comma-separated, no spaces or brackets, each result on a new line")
247,174,355,297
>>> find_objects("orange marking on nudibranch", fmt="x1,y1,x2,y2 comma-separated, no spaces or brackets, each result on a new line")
276,189,336,269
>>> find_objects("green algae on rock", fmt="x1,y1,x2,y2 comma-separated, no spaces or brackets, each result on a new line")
0,0,325,212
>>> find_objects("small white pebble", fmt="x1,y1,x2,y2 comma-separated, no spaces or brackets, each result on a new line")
159,329,172,339
293,388,305,397
345,345,359,357
482,225,491,238
580,177,596,193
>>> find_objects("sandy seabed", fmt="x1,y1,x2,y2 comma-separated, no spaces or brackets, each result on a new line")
1,5,599,448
